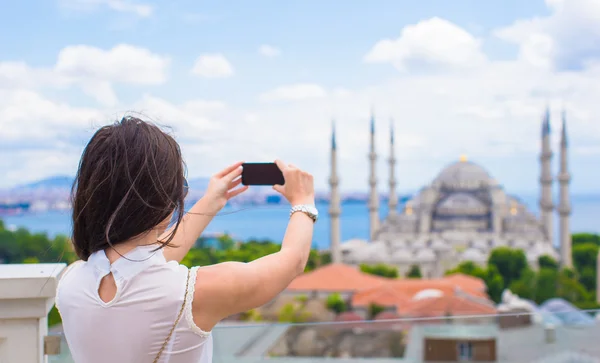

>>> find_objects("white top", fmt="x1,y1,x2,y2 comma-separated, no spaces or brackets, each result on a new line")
56,245,212,363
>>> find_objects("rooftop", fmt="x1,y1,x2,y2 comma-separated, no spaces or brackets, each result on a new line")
287,263,389,292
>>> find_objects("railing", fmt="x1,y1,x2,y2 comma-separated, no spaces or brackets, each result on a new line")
47,311,600,363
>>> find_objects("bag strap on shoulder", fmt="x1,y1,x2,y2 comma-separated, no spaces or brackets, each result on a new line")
153,268,191,363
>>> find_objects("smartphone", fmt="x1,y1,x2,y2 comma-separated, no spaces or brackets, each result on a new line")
241,163,285,186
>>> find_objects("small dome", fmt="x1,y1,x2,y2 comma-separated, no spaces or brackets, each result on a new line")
413,289,444,301
434,160,493,190
341,239,369,251
431,239,451,251
472,240,489,250
411,238,427,247
364,243,390,262
526,250,540,262
391,249,413,262
415,248,436,262
435,192,489,216
513,240,530,249
462,248,487,262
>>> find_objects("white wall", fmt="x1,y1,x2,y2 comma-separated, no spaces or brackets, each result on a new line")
0,263,65,363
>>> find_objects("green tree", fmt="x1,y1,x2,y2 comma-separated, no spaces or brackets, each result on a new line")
488,247,527,290
578,266,596,293
277,303,311,323
572,233,600,247
368,303,385,319
538,255,559,270
326,293,347,314
360,263,398,278
407,265,422,278
557,269,589,303
217,234,235,250
534,268,559,304
482,265,505,303
509,268,537,300
446,261,504,303
573,243,598,272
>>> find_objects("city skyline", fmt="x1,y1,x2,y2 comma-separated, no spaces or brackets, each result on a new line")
2,0,600,193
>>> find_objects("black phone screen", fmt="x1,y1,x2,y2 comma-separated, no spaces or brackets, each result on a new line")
241,163,285,186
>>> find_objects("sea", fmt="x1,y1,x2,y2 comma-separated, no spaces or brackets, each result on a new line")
3,195,600,250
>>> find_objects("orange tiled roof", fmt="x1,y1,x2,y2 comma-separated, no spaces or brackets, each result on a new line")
442,273,487,291
399,294,497,318
351,273,490,311
352,282,411,308
286,263,388,292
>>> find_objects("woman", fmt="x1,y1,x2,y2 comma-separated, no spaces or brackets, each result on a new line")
56,116,316,363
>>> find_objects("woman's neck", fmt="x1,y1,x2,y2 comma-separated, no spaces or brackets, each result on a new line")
104,231,159,264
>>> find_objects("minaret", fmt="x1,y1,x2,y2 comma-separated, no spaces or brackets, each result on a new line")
329,121,342,263
368,111,379,240
539,107,554,244
388,119,398,217
596,250,600,304
558,110,572,268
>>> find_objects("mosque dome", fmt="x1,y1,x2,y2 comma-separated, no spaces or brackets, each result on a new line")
462,248,487,263
435,192,489,216
430,239,451,251
391,249,413,263
363,242,390,262
471,239,489,250
434,159,493,190
415,248,436,262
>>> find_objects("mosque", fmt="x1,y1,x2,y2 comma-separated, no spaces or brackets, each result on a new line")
328,109,572,278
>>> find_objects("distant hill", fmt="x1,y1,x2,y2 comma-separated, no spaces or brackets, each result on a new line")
16,176,74,190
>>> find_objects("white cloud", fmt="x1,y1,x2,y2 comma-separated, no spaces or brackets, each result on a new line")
59,0,153,17
191,54,234,78
0,89,104,142
259,83,327,102
495,0,600,70
364,17,486,71
55,44,169,84
0,44,170,106
4,3,600,193
258,45,281,57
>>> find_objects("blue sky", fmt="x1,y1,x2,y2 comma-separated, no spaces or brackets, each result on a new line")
1,0,600,195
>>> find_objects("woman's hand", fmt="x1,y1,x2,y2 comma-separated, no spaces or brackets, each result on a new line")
272,159,314,205
204,161,249,212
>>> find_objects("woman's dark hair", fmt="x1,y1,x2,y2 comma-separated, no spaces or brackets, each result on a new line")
71,116,186,261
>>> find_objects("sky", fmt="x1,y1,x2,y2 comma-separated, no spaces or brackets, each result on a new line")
1,0,600,194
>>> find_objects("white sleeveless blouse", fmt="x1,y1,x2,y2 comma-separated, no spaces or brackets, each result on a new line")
56,245,213,363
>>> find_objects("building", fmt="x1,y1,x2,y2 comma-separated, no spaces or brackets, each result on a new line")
330,109,572,276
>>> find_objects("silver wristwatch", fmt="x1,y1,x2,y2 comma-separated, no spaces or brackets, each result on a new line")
290,204,318,223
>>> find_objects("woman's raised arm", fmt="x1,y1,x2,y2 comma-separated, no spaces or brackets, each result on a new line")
190,161,315,331
161,162,248,262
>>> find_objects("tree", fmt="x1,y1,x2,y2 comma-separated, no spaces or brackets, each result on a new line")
446,261,504,303
573,243,598,272
538,255,559,270
360,263,398,278
407,265,422,278
509,268,537,301
368,303,385,319
557,269,589,303
217,234,236,250
572,233,600,247
277,303,311,323
326,293,347,314
488,247,527,290
579,266,596,293
482,265,505,303
534,268,559,304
